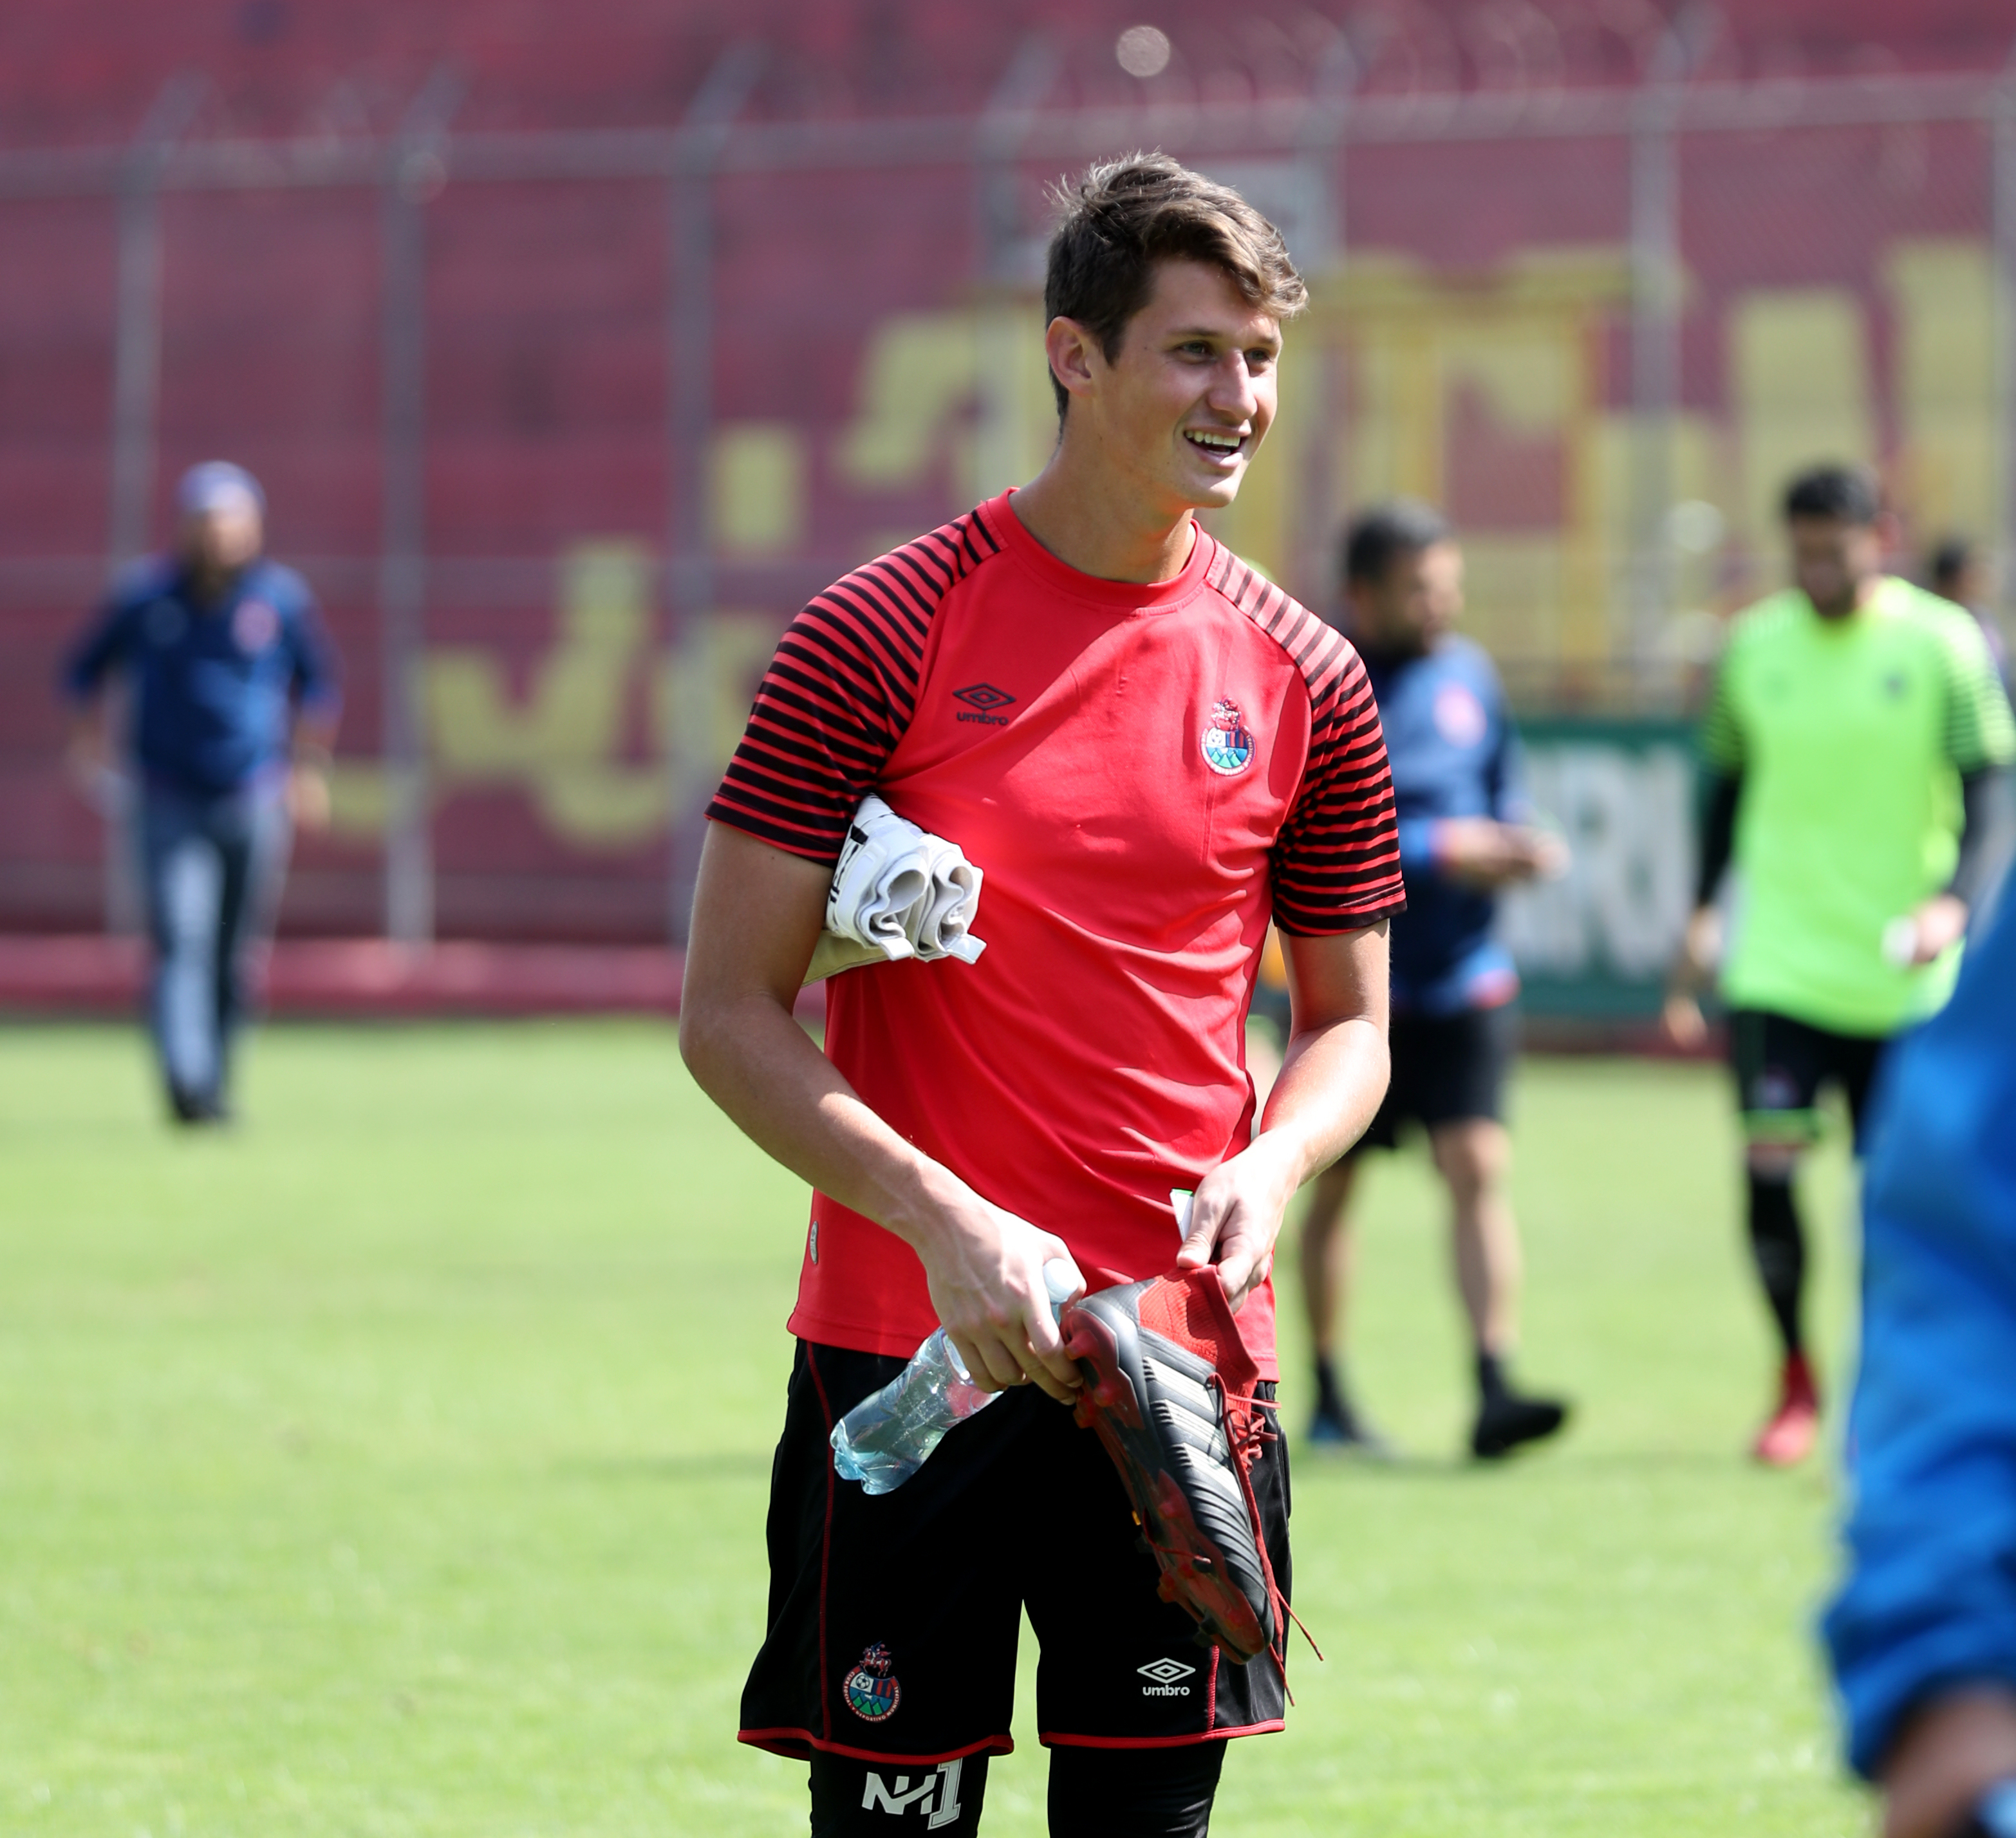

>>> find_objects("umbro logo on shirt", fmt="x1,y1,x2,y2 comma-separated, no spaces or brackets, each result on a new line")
953,683,1016,727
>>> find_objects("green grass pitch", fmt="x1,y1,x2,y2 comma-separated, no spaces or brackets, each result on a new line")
0,1021,1868,1835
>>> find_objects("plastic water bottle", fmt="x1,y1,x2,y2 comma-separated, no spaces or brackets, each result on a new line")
831,1256,1083,1494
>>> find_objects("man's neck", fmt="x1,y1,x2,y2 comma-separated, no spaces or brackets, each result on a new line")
1008,444,1197,586
1811,573,1885,622
183,559,247,608
1354,625,1433,665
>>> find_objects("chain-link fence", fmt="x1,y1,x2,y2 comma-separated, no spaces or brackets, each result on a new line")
4,35,2012,945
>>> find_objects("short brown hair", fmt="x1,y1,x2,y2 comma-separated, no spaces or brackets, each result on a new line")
1043,153,1307,418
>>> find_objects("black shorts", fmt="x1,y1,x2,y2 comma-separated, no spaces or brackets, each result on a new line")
1729,1008,1889,1153
740,1340,1291,1767
1352,1001,1518,1153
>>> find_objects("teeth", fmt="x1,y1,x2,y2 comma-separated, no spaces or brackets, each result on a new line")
1187,431,1242,451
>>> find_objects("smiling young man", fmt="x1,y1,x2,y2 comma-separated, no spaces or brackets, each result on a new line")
680,156,1403,1837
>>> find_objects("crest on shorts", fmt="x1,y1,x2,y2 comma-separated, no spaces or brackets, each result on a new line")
1200,699,1256,776
843,1643,902,1722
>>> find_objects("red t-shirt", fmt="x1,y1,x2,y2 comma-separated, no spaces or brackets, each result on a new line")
707,492,1405,1377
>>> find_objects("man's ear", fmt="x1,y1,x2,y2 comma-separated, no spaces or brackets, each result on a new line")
1045,315,1101,413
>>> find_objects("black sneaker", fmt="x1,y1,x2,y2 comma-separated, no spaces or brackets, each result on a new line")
1060,1267,1285,1665
167,1082,232,1127
1306,1403,1399,1460
1471,1389,1570,1460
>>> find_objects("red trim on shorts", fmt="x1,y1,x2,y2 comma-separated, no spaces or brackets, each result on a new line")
1037,1720,1285,1749
738,1727,1015,1765
1206,1646,1219,1724
805,1347,838,1746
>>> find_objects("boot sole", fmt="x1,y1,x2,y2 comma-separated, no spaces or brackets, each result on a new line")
1060,1294,1269,1663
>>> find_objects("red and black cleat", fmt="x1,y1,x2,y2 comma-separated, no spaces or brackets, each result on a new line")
1059,1266,1296,1668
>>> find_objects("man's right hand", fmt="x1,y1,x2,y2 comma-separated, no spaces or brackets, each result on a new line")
906,1173,1081,1404
1881,1687,2016,1838
1662,905,1721,1048
64,718,111,797
1434,817,1569,889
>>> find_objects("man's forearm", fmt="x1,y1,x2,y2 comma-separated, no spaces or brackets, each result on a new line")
1256,1014,1389,1187
680,819,1083,1398
293,711,338,768
680,990,955,1251
1948,768,2004,906
1696,771,1741,908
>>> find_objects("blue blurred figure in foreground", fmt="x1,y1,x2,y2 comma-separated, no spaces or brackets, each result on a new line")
1824,878,2016,1838
62,462,340,1124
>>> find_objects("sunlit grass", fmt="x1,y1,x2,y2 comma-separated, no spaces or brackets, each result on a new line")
0,1025,1866,1835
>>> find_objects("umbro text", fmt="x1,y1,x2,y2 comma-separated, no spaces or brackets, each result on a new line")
1137,1657,1196,1696
952,683,1015,726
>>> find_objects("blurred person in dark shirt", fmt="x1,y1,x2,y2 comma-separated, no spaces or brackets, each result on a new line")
1928,535,2010,690
62,461,339,1124
1294,501,1571,1461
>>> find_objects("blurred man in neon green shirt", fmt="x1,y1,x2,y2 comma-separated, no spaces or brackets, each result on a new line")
1667,464,2014,1467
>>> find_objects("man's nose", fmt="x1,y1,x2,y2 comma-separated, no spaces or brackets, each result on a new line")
1206,355,1261,420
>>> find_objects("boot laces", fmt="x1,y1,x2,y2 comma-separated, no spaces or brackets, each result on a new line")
1209,1372,1324,1694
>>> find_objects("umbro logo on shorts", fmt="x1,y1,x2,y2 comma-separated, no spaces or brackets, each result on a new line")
1137,1656,1196,1696
861,1758,967,1825
953,683,1015,727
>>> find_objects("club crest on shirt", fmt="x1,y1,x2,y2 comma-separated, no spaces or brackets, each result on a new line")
233,599,279,654
1433,682,1488,748
843,1643,902,1722
1200,699,1255,775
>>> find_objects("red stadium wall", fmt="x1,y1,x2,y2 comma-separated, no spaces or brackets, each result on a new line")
2,1,2008,945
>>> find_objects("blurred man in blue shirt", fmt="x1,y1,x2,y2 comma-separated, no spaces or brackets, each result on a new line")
1296,501,1571,1459
1824,880,2016,1838
64,461,339,1124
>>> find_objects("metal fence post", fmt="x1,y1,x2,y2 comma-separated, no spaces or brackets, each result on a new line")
106,75,204,576
377,68,460,947
664,44,763,947
1298,37,1355,608
100,74,205,936
969,35,1060,506
1993,43,2016,631
1628,35,1686,701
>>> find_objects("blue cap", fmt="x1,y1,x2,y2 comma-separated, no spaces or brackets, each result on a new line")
176,460,266,518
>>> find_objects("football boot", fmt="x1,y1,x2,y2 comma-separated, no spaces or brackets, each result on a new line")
1059,1266,1290,1666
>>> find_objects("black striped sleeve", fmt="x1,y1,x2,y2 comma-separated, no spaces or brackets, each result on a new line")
706,512,998,862
1210,553,1406,935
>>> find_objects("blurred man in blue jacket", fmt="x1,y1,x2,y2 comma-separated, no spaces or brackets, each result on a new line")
1824,880,2016,1838
1296,501,1571,1460
63,462,340,1124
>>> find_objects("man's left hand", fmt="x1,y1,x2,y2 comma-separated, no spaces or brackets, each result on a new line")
287,763,332,831
1175,1134,1302,1311
1905,893,1968,965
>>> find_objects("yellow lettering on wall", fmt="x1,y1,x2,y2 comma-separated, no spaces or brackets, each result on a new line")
1886,241,1997,544
1327,249,1630,668
713,422,807,556
836,303,1056,510
834,313,981,490
328,543,784,851
1731,290,1874,552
